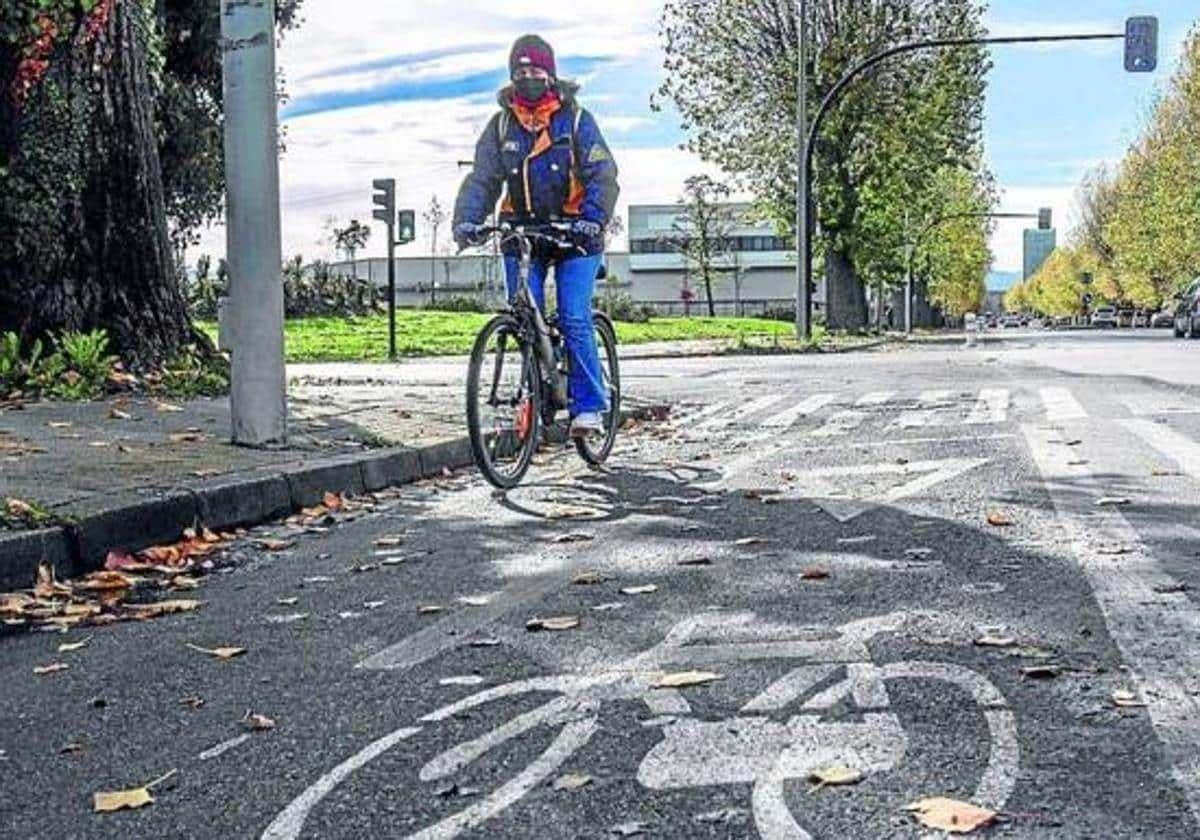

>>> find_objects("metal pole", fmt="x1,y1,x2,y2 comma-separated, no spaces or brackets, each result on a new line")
795,0,811,341
387,231,397,360
221,0,286,446
905,244,914,336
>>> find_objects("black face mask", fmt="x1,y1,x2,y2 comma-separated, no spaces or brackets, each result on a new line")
514,77,550,102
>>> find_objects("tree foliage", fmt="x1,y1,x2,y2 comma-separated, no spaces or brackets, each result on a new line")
656,0,992,329
666,175,741,318
1008,27,1200,314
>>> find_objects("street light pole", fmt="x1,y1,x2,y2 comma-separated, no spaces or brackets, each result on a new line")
795,0,811,341
221,0,287,446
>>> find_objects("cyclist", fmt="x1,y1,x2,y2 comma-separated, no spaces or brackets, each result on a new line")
453,34,620,438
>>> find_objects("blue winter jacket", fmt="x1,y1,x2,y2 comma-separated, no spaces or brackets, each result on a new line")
453,81,620,256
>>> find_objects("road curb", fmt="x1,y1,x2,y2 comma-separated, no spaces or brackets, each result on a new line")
0,404,668,591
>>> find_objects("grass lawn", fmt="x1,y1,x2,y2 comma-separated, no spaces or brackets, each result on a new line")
200,311,804,362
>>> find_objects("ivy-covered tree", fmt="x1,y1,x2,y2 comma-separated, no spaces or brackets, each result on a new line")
656,0,991,329
0,0,304,369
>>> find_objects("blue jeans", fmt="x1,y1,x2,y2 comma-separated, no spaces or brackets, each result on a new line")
504,254,608,416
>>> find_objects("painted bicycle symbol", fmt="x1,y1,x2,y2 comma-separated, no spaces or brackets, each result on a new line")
264,611,1018,840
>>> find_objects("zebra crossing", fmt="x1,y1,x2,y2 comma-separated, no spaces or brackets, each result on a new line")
675,385,1199,439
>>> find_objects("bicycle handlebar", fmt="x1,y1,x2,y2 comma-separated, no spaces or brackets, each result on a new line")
461,221,585,256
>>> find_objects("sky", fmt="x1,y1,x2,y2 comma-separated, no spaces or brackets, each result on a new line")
191,1,1198,275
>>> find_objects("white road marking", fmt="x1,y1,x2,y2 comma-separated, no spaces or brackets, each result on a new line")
261,727,423,840
682,401,735,426
895,390,955,429
1023,424,1200,825
812,411,867,438
694,393,789,432
760,393,838,430
1119,392,1200,417
966,389,1010,425
857,391,895,407
776,457,989,522
1039,387,1087,422
1120,419,1200,476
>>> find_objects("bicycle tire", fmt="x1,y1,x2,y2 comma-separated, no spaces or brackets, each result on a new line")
574,314,621,466
466,315,542,489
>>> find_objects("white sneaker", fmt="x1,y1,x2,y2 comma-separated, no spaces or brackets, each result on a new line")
570,412,605,439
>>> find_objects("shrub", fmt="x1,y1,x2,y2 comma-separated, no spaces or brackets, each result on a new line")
38,330,115,400
0,332,44,395
432,295,489,314
283,258,383,318
595,292,654,323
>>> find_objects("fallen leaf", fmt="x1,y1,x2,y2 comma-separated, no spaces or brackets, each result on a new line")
974,635,1016,648
48,421,72,429
364,600,388,610
77,571,136,592
694,808,748,824
94,787,154,814
276,597,299,606
439,675,485,687
243,712,276,731
653,671,723,689
351,563,378,574
552,532,595,544
255,538,294,552
34,662,69,676
169,431,204,443
593,602,625,612
1006,646,1054,660
126,600,201,619
610,822,650,837
1112,689,1146,708
526,615,581,632
734,537,765,547
545,506,595,521
60,742,84,755
905,797,996,834
108,408,134,421
338,611,363,620
572,571,610,586
677,557,713,567
154,401,184,413
322,492,344,511
169,576,201,591
302,576,333,584
553,773,594,791
986,512,1013,527
905,548,934,559
418,605,446,615
374,536,405,548
457,595,490,607
380,557,407,567
58,637,92,653
5,497,37,518
1153,582,1190,595
1096,497,1132,507
186,644,245,661
469,638,501,648
837,535,877,545
620,584,658,596
808,766,864,790
801,568,830,581
1097,545,1132,556
180,696,204,709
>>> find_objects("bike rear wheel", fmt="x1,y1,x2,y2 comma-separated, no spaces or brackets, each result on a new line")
467,315,542,489
574,314,621,466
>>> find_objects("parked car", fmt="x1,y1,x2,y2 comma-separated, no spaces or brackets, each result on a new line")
1173,278,1200,339
1001,314,1023,329
1091,306,1118,328
1117,309,1135,328
1151,310,1175,329
1131,311,1150,328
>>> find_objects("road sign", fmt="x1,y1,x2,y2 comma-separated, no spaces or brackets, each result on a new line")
1125,16,1158,73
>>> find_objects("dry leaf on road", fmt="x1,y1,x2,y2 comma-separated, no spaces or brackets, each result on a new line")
572,571,610,586
457,595,490,607
1112,689,1147,708
276,597,299,607
418,605,447,615
553,532,595,544
93,769,177,815
621,584,658,596
808,766,863,791
986,512,1013,527
653,671,723,689
243,712,276,731
1021,664,1060,679
126,600,200,619
677,557,713,567
905,797,996,834
34,662,69,676
553,773,594,791
801,568,830,581
255,538,294,552
1096,497,1132,507
526,615,581,632
186,644,246,661
374,536,405,548
58,637,92,654
974,635,1016,648
734,537,765,547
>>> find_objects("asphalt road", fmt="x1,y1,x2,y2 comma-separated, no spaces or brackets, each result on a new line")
3,329,1200,839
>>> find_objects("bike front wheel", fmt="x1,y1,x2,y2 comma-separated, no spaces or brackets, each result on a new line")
574,314,621,466
467,315,542,489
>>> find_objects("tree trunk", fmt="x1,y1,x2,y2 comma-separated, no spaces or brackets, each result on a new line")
824,247,867,331
704,271,715,317
0,0,196,369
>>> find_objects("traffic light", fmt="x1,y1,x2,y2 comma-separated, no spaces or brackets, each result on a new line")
372,179,396,225
397,210,416,245
1125,16,1158,73
1038,208,1052,231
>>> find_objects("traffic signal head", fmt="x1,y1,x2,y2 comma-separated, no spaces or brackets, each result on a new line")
1038,208,1052,230
397,210,416,245
372,179,396,225
1125,16,1158,73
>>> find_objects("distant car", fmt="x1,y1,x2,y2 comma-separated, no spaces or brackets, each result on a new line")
1117,309,1135,328
1091,306,1118,328
1131,311,1150,328
1001,314,1023,329
1151,310,1175,329
1173,278,1200,339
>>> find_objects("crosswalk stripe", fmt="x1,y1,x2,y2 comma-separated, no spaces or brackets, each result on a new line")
895,390,955,429
1120,419,1200,477
683,401,734,425
693,394,788,431
1120,393,1200,417
1040,387,1087,422
856,391,895,407
966,389,1010,425
760,393,838,430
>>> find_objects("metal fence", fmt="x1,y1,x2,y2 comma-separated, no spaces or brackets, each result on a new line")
637,298,819,318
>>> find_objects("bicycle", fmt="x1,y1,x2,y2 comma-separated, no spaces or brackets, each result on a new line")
463,222,621,490
263,610,1019,840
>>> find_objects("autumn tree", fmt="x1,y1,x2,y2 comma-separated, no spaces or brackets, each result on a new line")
657,0,990,330
332,219,371,278
0,0,304,368
666,175,741,318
